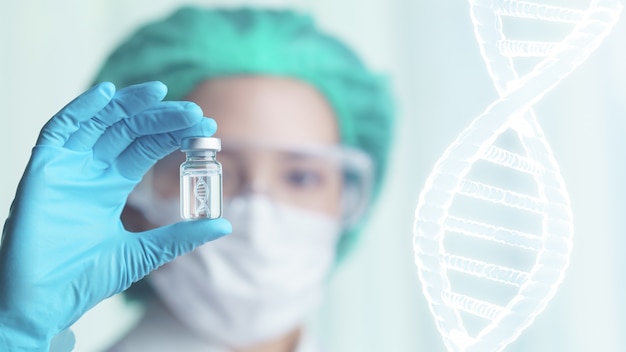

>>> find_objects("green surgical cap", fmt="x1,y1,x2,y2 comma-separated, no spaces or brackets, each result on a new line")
94,6,395,259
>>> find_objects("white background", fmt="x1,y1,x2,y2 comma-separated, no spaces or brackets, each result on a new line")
2,1,626,351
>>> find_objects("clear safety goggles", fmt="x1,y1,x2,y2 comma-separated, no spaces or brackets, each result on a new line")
152,139,374,228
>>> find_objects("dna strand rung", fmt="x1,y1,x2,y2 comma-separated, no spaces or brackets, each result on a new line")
443,254,529,287
458,180,546,213
444,216,542,251
495,1,586,23
443,291,506,321
414,1,622,351
480,146,544,176
496,40,559,57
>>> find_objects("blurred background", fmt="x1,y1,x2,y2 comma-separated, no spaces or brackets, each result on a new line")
1,0,625,351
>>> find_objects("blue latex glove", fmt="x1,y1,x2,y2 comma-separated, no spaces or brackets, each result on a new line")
0,81,232,351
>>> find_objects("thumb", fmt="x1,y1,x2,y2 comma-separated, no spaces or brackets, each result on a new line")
127,218,232,279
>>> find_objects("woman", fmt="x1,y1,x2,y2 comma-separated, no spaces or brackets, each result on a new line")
97,7,395,352
0,6,395,352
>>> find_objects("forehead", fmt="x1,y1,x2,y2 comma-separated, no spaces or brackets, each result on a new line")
184,76,340,145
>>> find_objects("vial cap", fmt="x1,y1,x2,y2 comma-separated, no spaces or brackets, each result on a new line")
181,137,221,151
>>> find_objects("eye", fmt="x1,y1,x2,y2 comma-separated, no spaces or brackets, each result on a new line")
284,168,324,189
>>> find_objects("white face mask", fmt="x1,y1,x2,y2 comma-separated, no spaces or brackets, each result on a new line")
148,194,341,348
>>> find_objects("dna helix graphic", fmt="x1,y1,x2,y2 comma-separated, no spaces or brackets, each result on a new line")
194,176,209,217
412,1,622,351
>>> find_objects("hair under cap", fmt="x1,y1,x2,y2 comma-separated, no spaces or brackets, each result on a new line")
94,6,395,259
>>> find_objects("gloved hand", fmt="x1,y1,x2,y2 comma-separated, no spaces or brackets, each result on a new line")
0,81,232,351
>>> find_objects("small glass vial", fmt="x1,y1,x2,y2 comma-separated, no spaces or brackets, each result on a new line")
180,137,222,220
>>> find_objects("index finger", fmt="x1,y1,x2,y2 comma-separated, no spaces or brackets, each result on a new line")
37,82,115,147
63,82,168,151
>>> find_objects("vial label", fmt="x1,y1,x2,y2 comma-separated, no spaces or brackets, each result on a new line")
181,169,222,219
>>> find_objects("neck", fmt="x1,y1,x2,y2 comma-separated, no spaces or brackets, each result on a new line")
232,328,302,352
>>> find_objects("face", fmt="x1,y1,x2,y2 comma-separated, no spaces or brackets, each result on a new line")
151,76,343,217
142,78,345,346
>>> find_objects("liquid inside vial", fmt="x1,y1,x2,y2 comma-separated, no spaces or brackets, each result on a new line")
181,169,222,219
